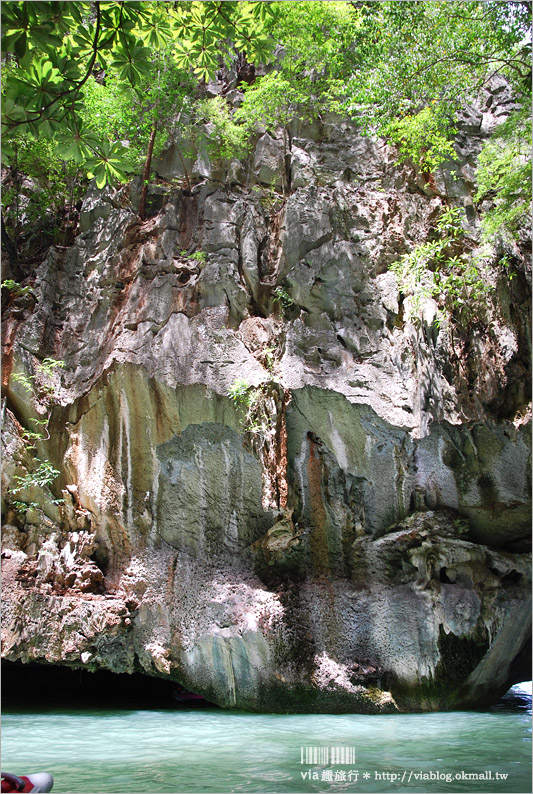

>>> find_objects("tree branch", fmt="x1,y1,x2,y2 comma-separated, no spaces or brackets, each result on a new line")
4,2,102,131
138,120,157,221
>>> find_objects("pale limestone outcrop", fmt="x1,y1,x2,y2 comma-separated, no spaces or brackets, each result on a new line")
1,81,531,712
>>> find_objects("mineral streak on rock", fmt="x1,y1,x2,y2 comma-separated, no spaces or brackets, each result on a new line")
1,79,531,712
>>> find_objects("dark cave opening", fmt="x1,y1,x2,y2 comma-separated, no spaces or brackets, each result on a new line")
1,660,215,710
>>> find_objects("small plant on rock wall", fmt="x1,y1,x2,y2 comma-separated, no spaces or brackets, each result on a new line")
498,254,517,281
260,347,276,372
228,378,252,406
11,499,40,515
8,452,63,517
1,279,36,299
389,206,494,326
272,286,295,316
11,358,65,402
10,460,61,495
228,378,274,439
180,249,206,267
474,107,531,244
251,184,285,215
8,358,65,515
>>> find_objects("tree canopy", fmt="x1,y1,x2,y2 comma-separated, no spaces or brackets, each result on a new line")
1,1,531,243
1,2,275,184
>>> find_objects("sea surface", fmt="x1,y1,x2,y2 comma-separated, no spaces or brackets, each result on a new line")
2,683,531,794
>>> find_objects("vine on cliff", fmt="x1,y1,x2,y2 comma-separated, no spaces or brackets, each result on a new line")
228,378,275,438
228,332,290,512
6,355,64,515
389,206,494,327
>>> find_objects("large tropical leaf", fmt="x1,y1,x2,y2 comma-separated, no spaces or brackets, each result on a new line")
109,42,152,86
55,122,101,163
85,140,135,188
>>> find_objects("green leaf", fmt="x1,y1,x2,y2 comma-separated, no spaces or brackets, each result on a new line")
13,31,28,59
54,120,101,161
72,24,97,57
109,42,152,86
2,96,29,123
194,64,213,82
1,140,16,164
85,140,135,187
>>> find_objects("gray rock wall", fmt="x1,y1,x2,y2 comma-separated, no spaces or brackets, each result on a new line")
1,81,531,712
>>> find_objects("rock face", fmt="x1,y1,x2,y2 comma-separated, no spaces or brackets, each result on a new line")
1,80,531,712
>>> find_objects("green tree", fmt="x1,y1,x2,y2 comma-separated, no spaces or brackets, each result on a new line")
475,106,532,242
1,1,276,187
2,1,530,243
1,131,85,267
342,2,531,154
197,95,250,161
5,356,65,516
236,1,362,191
389,206,494,326
128,46,196,219
239,1,531,235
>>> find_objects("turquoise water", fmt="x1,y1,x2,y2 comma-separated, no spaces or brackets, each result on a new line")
2,684,531,794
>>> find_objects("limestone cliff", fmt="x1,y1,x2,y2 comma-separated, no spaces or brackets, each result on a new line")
1,78,531,712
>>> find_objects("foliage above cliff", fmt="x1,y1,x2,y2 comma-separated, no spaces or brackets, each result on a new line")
1,1,531,251
1,2,274,178
340,2,531,145
475,105,532,242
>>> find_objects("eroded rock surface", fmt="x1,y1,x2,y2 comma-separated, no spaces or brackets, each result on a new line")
2,81,531,712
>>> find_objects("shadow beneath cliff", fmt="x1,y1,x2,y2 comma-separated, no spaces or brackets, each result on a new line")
1,660,217,711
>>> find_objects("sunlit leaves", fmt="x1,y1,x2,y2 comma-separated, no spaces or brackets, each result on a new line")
237,1,362,132
236,73,303,132
55,122,101,163
119,2,152,26
109,42,152,86
197,95,250,160
244,32,273,66
385,107,456,172
24,57,63,91
137,13,174,50
1,0,277,188
475,108,532,242
85,140,134,188
71,24,98,58
341,0,531,151
169,1,275,79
